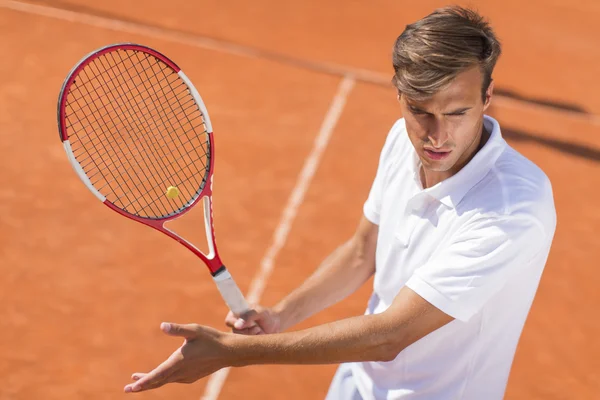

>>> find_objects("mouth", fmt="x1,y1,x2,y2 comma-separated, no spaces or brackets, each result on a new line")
423,148,451,161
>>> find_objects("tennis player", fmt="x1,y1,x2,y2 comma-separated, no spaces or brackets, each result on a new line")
125,6,556,399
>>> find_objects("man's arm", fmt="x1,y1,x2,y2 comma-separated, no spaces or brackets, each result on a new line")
231,286,454,365
274,215,378,331
124,286,454,393
227,215,378,333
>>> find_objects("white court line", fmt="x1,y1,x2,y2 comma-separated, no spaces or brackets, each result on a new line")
201,76,355,400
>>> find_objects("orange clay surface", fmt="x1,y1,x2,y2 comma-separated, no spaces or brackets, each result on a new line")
1,1,599,399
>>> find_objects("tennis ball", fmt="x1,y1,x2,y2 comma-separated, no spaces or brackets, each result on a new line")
166,186,180,199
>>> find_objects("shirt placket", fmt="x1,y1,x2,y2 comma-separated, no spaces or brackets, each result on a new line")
395,192,430,248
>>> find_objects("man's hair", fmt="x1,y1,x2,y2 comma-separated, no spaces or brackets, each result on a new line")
392,6,502,102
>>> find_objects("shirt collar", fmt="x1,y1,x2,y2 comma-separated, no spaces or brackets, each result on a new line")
410,115,506,209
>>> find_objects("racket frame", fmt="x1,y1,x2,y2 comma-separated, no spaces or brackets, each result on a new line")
57,43,249,315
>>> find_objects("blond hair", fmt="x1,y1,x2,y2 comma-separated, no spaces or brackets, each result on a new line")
392,6,502,102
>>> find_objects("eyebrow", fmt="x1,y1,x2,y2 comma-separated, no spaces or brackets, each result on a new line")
408,105,473,115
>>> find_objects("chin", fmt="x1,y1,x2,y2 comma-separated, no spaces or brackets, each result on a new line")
424,164,451,172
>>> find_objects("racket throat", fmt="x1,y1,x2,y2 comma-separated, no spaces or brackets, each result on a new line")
203,195,217,259
210,265,227,277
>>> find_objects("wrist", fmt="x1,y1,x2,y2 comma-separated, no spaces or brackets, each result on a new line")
272,301,294,332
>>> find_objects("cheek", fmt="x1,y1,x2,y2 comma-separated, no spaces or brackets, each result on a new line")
404,118,428,143
448,117,478,143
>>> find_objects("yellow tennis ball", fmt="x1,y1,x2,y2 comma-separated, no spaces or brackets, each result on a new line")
166,186,179,199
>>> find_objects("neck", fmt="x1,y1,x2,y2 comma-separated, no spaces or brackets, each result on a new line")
421,121,490,189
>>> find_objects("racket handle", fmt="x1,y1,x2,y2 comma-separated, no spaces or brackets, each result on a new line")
212,267,250,316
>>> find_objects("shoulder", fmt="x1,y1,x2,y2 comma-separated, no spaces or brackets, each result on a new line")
461,145,556,237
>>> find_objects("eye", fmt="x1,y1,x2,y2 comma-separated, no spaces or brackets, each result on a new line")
409,108,428,116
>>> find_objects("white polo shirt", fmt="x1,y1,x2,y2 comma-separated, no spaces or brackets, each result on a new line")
351,116,556,400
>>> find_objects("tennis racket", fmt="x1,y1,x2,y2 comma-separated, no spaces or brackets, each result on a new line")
57,43,250,316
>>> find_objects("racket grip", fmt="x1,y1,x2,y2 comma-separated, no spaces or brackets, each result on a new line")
213,267,250,316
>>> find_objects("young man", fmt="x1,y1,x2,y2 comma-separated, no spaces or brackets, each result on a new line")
125,6,556,399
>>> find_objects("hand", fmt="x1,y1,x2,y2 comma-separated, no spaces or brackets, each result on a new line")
124,322,230,393
225,305,281,335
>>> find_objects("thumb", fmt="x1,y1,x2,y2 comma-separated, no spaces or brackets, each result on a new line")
160,322,199,339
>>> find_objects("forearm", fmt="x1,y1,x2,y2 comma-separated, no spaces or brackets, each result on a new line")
274,238,374,331
226,313,399,366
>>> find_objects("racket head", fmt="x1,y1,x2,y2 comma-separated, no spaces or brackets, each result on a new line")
57,43,214,222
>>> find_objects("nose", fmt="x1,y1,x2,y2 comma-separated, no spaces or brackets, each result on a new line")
427,119,449,148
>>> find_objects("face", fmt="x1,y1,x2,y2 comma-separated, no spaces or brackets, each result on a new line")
399,66,493,180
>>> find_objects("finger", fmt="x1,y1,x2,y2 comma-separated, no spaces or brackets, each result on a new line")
233,320,259,330
226,314,256,328
224,312,237,328
161,322,199,339
232,326,264,335
124,355,178,393
125,378,167,393
131,372,146,381
233,310,260,329
247,326,263,335
125,369,171,393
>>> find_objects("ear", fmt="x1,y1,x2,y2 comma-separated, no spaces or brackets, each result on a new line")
483,80,494,112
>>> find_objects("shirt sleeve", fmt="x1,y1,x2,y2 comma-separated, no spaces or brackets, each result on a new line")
363,162,385,224
363,120,403,225
405,214,547,322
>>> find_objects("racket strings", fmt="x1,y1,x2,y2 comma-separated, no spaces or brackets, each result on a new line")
124,158,210,215
72,125,208,193
65,69,188,133
80,60,171,217
71,103,208,213
117,51,204,198
106,52,203,214
73,123,208,189
69,91,202,170
143,52,209,177
117,50,208,200
65,48,210,218
67,88,197,140
110,142,208,202
94,53,193,213
95,136,208,205
65,51,139,106
68,79,146,212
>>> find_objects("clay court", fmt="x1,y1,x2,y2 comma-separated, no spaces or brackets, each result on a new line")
1,0,599,399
